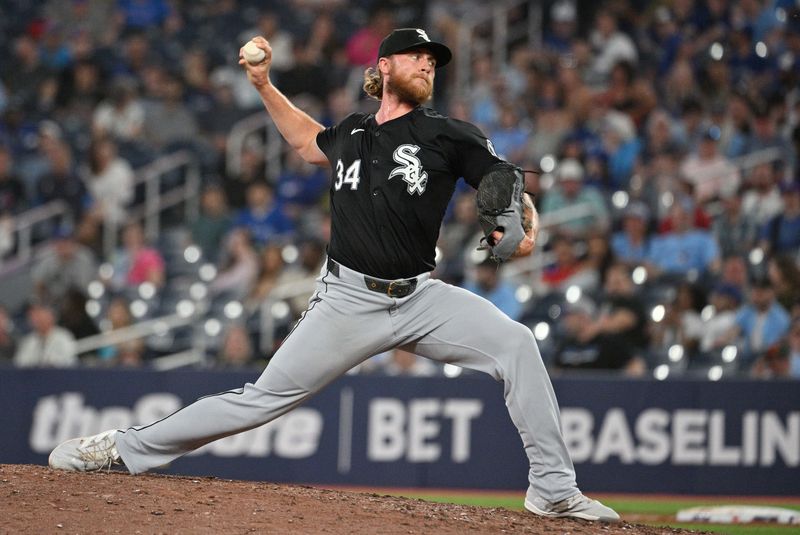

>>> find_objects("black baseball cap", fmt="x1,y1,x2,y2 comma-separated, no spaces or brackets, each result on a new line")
378,28,452,68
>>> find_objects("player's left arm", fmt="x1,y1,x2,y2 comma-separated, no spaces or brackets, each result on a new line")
445,119,538,261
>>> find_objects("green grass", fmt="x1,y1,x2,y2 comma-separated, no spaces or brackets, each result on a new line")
383,491,800,535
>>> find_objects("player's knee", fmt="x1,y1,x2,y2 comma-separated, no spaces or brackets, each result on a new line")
498,322,536,360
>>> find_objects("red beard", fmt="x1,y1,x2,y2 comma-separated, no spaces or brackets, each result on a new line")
387,67,433,105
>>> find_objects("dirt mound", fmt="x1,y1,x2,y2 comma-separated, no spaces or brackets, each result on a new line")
2,464,703,534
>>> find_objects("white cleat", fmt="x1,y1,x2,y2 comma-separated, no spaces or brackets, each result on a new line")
525,491,620,522
48,430,123,472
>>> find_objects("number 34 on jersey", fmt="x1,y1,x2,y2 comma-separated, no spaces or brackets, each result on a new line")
334,159,361,191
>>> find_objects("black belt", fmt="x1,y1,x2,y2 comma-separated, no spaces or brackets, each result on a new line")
327,258,418,298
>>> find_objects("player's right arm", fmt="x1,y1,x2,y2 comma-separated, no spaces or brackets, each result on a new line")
239,37,328,167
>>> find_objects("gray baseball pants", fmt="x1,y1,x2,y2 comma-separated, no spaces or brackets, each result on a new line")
115,258,578,502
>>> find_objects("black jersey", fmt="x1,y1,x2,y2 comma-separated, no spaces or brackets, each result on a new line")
316,106,503,279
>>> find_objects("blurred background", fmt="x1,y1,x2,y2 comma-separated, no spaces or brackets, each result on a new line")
0,0,798,382
2,1,800,512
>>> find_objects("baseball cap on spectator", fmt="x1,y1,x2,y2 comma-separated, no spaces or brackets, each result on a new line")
712,283,742,305
378,28,452,68
557,158,584,181
51,224,74,240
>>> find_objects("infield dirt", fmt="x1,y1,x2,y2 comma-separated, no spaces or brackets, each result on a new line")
1,464,707,534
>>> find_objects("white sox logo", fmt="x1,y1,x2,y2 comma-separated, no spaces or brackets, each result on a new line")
416,29,431,42
389,144,428,195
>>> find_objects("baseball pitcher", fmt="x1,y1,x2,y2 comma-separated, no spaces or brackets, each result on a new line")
50,28,619,522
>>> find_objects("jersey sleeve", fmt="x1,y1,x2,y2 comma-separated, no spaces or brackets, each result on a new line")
443,118,504,188
316,113,361,164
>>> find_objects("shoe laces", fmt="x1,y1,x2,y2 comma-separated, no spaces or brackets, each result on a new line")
78,432,120,470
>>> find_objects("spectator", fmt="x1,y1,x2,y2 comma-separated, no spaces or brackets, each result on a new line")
59,288,100,341
611,201,652,266
31,226,97,303
540,158,610,238
699,284,743,353
601,110,642,189
92,76,145,142
596,61,657,129
117,0,172,30
6,35,49,115
224,141,267,210
345,6,395,68
83,137,134,226
760,181,800,256
767,254,800,313
647,199,720,277
555,264,647,374
0,145,26,214
210,228,259,300
13,302,78,368
141,73,198,150
719,254,750,294
746,104,796,178
588,9,638,85
679,126,741,204
96,297,135,364
244,242,286,313
190,184,232,263
275,237,325,317
712,189,758,258
233,181,294,246
751,315,800,378
108,221,165,290
462,255,522,321
199,71,247,157
725,277,791,364
275,149,328,221
277,40,331,102
541,234,599,294
487,104,530,163
36,139,87,218
0,304,17,362
584,229,615,284
649,281,705,354
216,323,262,369
741,162,784,227
544,0,578,56
436,191,482,284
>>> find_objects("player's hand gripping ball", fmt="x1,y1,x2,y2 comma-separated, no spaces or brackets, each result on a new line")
242,41,266,64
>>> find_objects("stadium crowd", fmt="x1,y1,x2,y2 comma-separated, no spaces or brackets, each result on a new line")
0,0,799,379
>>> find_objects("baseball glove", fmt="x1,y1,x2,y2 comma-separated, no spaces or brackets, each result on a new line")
476,164,538,262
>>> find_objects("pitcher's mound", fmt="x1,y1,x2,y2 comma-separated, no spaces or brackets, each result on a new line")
1,464,703,534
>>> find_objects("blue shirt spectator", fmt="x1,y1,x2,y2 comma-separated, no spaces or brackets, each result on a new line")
611,202,651,265
233,182,294,246
462,259,522,321
647,201,720,275
760,182,800,256
648,230,719,275
735,280,790,357
117,0,171,29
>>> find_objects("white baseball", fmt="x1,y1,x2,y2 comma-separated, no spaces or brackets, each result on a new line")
242,41,266,64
